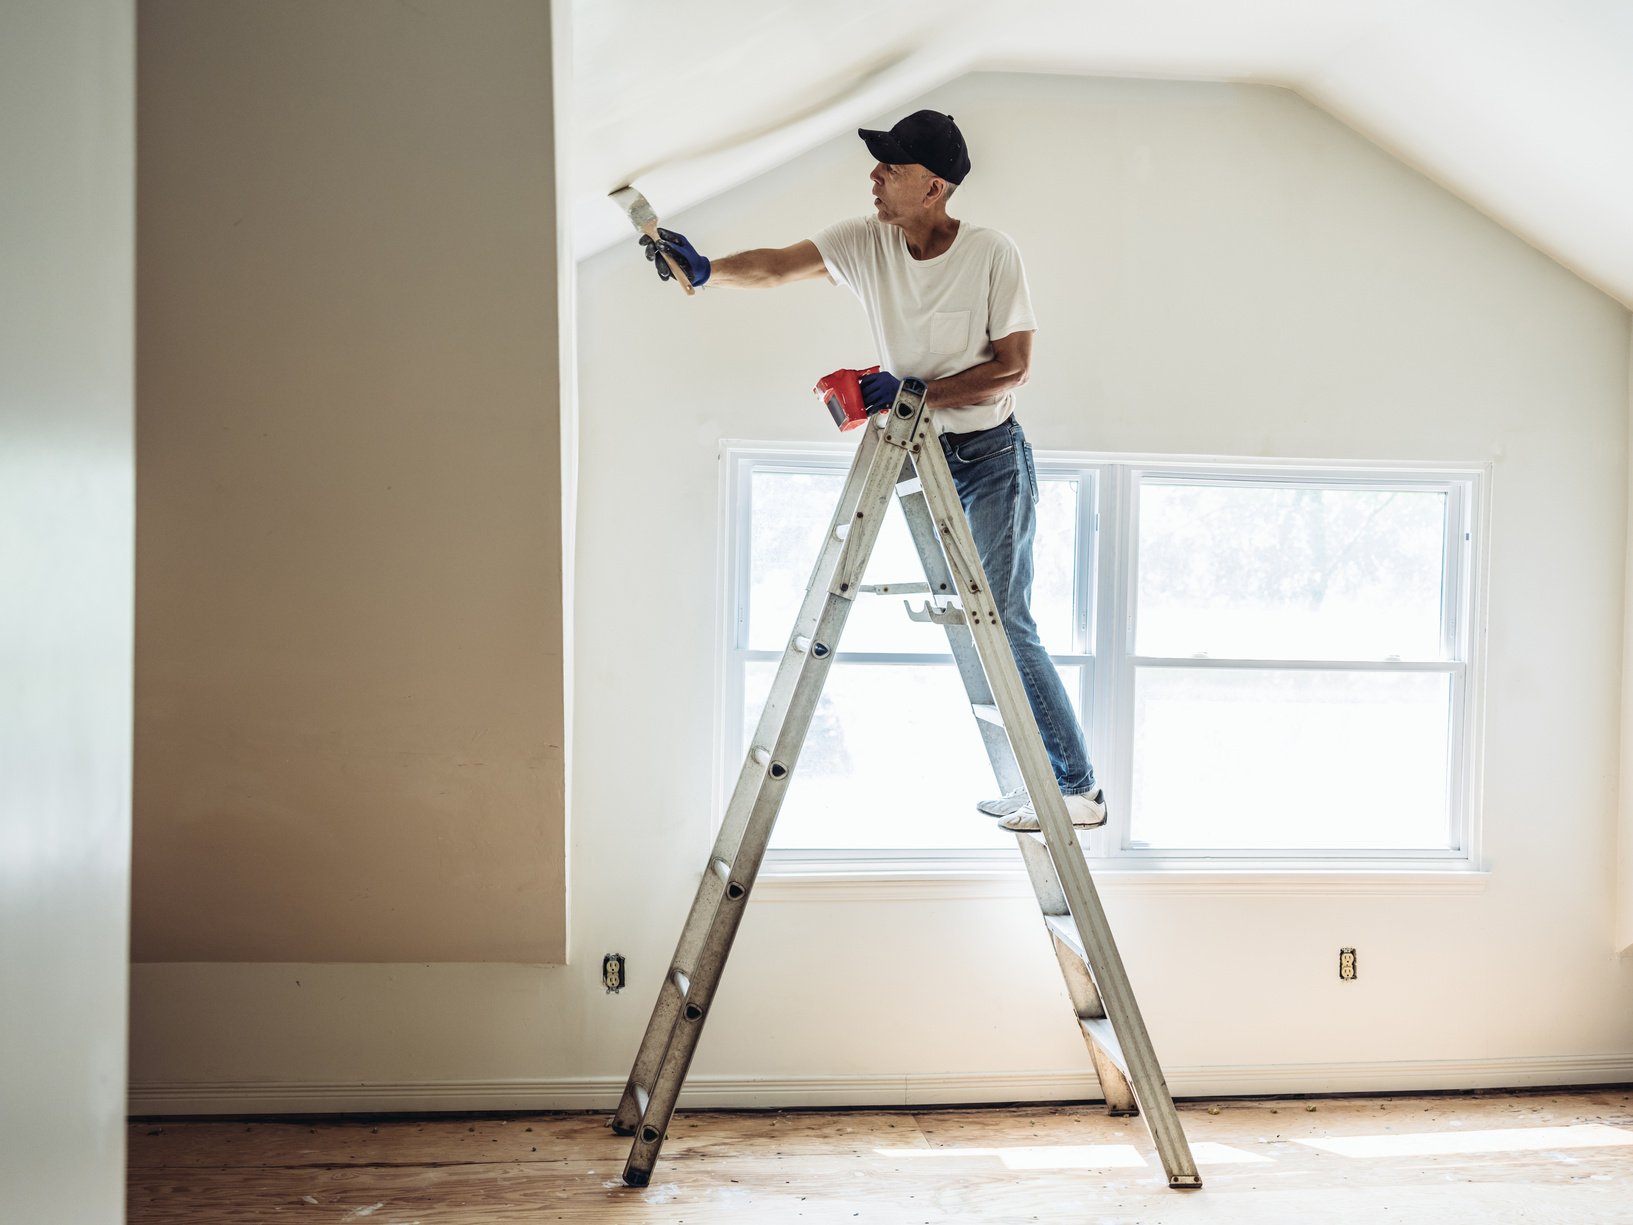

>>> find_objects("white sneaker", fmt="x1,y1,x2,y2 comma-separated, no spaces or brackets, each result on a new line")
976,790,1029,817
998,787,1108,832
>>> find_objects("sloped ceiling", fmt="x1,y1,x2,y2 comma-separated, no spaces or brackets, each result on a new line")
572,0,1633,309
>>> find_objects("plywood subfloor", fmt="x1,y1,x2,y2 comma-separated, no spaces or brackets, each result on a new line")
128,1088,1633,1224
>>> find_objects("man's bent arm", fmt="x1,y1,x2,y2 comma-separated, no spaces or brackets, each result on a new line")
708,240,829,289
924,330,1033,411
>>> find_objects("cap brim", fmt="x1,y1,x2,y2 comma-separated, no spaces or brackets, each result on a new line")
859,128,912,165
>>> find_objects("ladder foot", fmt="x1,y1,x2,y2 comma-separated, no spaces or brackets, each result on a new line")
1106,1106,1140,1118
1168,1175,1204,1191
623,1168,652,1188
609,1119,636,1137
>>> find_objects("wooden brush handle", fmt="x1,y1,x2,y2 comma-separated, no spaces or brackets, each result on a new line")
642,220,695,297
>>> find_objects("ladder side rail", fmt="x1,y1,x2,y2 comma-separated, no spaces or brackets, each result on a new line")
902,452,1137,1117
622,402,925,1185
1014,788,1136,1117
912,435,1202,1191
893,456,1024,799
717,417,891,854
611,419,889,1135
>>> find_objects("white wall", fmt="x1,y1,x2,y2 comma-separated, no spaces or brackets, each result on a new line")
131,73,1633,1113
1,0,135,1218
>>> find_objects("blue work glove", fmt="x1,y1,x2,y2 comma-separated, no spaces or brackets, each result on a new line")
858,370,903,414
640,227,711,288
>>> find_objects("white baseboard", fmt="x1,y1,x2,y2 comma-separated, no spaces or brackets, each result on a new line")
128,1054,1633,1117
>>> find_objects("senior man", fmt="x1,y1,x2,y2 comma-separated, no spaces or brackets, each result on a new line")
639,109,1103,832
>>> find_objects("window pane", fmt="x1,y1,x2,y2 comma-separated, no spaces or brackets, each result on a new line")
744,660,1084,851
1033,476,1079,656
1129,667,1452,850
1135,483,1448,660
750,468,1082,656
747,469,844,651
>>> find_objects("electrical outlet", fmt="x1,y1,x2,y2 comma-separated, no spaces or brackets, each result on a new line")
1338,947,1357,981
603,953,626,993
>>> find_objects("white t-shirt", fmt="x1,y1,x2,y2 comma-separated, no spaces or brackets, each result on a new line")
812,215,1037,434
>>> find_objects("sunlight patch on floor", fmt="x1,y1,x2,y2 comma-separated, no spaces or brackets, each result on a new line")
1296,1123,1633,1159
873,1141,1271,1170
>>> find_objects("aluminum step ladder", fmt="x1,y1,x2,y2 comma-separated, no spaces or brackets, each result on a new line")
611,379,1201,1191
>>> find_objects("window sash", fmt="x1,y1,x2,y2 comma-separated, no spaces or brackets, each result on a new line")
722,445,1481,867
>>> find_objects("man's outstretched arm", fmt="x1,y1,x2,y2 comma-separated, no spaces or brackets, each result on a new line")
710,240,829,289
642,229,828,290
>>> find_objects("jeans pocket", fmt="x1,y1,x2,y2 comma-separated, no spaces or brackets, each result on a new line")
1023,439,1039,505
952,420,1017,465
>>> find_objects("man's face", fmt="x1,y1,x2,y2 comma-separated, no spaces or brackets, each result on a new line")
870,160,940,225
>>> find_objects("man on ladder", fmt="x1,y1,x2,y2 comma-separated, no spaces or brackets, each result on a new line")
639,108,1105,834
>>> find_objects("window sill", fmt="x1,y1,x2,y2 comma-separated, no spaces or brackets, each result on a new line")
751,855,1490,901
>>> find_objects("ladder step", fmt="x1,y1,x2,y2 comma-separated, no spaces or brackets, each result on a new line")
1080,1016,1131,1080
971,703,1004,726
1044,913,1087,964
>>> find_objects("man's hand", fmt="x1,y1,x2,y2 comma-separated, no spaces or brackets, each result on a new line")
859,370,903,413
640,228,712,288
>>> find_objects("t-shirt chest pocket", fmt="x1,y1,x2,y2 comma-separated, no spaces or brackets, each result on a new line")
929,310,970,354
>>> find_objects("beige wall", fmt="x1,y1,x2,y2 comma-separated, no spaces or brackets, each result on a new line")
1622,314,1633,953
2,0,134,1218
134,0,567,963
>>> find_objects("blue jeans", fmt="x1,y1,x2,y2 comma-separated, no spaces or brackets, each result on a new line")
940,416,1097,796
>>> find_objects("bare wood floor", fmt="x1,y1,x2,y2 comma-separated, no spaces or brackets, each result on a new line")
128,1088,1633,1224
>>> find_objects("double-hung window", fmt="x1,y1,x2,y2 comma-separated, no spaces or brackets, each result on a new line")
721,443,1482,869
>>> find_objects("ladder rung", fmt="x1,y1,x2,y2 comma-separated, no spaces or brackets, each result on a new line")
712,857,745,900
1080,1016,1131,1079
749,746,788,779
972,703,1004,726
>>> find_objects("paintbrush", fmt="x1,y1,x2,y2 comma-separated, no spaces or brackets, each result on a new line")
610,186,696,296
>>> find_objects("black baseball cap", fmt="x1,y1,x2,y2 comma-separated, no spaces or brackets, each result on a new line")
858,110,971,185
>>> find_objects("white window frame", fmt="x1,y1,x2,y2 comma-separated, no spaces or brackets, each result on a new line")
718,442,1490,891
